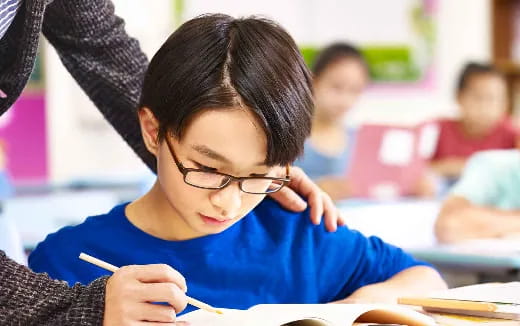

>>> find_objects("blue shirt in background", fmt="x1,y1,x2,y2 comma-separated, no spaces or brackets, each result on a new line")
29,198,427,314
294,128,356,180
450,149,520,210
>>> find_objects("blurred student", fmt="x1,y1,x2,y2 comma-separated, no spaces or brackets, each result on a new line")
294,44,434,200
29,15,446,313
294,43,369,200
435,148,520,244
431,62,518,181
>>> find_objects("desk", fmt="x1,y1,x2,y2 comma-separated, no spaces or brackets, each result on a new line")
337,199,440,249
410,239,520,283
338,200,520,284
4,190,119,251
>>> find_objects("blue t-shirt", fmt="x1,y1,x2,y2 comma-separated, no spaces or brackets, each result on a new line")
294,128,356,180
29,198,427,314
450,149,520,210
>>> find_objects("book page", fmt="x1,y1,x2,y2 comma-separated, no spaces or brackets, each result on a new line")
178,304,437,326
250,304,436,326
177,308,250,325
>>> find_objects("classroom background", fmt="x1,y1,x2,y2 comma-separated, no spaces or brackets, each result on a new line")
1,0,519,287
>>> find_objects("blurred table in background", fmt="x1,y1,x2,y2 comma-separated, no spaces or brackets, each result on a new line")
337,199,439,249
410,238,520,284
337,199,520,285
2,175,153,254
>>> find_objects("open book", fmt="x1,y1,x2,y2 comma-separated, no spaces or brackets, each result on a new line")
177,303,437,326
399,282,520,321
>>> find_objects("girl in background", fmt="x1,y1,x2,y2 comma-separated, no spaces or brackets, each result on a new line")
295,43,369,200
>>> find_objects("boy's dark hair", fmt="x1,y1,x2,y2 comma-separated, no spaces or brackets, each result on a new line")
139,14,313,166
312,42,367,78
456,62,505,94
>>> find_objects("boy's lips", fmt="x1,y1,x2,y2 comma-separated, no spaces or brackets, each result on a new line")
199,213,234,226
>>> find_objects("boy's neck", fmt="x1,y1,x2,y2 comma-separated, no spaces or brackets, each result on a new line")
313,115,343,130
459,119,495,138
125,182,203,241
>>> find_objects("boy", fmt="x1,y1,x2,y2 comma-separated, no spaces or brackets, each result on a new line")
436,148,520,243
29,14,446,315
431,62,518,180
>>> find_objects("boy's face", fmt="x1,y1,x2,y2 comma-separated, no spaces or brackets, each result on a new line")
458,74,507,132
142,107,287,239
314,58,368,121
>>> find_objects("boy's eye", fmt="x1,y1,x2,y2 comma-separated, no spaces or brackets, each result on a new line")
193,161,217,171
250,173,269,177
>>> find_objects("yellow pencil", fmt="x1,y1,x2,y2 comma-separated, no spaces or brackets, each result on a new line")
79,252,223,315
398,297,498,312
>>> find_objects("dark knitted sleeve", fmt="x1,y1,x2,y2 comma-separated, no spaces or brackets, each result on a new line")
41,0,156,171
0,251,106,325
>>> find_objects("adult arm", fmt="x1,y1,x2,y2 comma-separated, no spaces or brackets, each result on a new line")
41,0,155,169
0,250,105,324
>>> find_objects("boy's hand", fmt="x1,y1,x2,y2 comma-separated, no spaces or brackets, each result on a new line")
269,166,345,232
104,264,189,325
336,283,399,304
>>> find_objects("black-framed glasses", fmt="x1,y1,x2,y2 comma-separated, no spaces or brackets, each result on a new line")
165,138,291,194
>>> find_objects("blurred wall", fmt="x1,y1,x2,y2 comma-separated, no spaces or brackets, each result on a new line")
43,0,490,182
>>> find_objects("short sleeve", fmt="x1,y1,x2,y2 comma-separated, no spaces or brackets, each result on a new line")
315,225,429,302
450,152,501,206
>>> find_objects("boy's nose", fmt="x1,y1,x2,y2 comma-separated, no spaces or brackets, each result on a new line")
210,182,242,218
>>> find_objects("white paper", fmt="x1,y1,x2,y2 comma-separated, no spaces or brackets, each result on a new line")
418,124,439,159
378,129,414,166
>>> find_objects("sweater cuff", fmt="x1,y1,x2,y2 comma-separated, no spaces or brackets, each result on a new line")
69,276,108,325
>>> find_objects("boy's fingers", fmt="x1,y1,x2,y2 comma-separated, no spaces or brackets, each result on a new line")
134,302,178,323
138,283,188,314
126,264,188,292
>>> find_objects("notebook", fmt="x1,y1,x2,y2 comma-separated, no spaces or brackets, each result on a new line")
399,282,520,321
431,313,520,326
177,303,437,326
346,122,439,199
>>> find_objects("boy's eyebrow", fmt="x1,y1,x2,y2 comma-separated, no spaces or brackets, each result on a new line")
191,144,266,166
192,145,230,163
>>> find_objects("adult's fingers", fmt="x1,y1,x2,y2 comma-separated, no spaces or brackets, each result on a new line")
306,187,324,225
268,186,307,212
322,192,338,232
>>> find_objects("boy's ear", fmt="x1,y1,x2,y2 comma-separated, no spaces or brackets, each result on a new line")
138,107,160,156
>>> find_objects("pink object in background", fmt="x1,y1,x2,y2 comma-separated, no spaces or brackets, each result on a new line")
347,122,439,199
0,89,7,98
0,94,48,183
